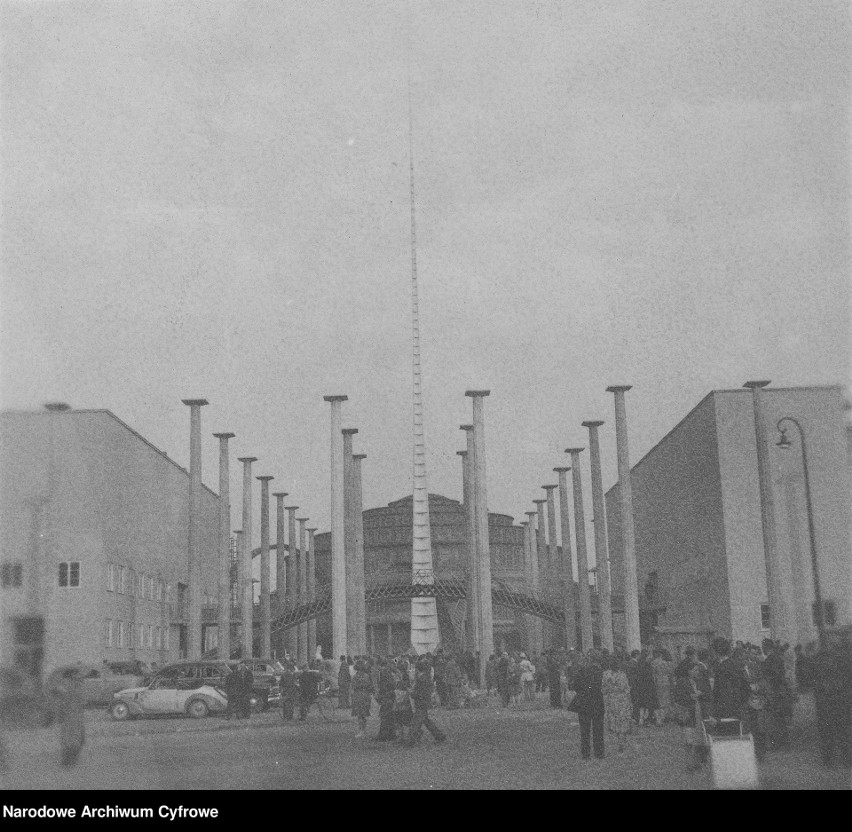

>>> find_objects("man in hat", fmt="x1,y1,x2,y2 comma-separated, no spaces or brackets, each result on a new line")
407,659,446,746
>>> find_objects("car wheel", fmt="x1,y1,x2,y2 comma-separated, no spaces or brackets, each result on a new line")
110,702,130,721
187,699,209,719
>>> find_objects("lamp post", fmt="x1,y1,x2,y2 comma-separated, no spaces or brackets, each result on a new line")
776,417,825,646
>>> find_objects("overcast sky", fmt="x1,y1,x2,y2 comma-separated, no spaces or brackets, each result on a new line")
1,1,849,563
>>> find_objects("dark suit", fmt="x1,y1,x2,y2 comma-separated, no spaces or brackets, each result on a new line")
571,665,605,759
712,657,751,721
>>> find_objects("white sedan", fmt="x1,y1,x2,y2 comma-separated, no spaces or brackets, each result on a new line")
109,675,227,721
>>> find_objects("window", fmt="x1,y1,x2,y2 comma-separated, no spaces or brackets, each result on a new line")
58,562,81,588
107,563,115,592
119,567,127,594
147,625,153,648
1,561,23,588
761,604,771,630
128,570,135,596
155,626,161,649
104,619,113,648
117,622,126,648
157,579,164,602
148,577,154,601
138,624,144,648
164,628,170,651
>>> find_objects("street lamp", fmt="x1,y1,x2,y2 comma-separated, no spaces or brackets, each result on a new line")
776,417,824,646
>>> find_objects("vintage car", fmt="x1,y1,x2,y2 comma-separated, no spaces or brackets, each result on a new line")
109,674,228,720
62,662,151,706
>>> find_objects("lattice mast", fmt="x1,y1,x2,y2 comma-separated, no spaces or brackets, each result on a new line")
408,80,440,654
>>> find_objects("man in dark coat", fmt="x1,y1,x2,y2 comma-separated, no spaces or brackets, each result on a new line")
407,659,446,745
375,658,398,741
444,657,462,709
279,665,299,721
224,664,242,720
495,652,511,708
298,661,323,721
337,656,351,710
812,632,852,768
433,652,448,707
547,652,562,708
236,661,254,719
569,652,605,759
711,639,751,722
762,639,792,749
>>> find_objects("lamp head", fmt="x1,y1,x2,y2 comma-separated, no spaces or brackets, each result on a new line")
777,428,792,450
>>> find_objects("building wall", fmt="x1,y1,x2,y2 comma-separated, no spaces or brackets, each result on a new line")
0,410,220,671
606,385,851,648
607,394,729,646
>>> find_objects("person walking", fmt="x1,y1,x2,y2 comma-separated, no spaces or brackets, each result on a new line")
224,664,242,721
375,658,398,741
547,652,562,709
602,657,632,754
407,659,446,746
393,659,414,744
444,656,462,709
743,644,768,761
519,654,536,703
47,667,85,767
351,660,374,738
337,655,352,710
496,652,511,708
279,664,299,722
298,661,323,721
761,640,792,750
568,652,605,760
651,650,674,725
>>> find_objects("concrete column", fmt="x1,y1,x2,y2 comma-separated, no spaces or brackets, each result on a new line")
543,484,560,648
181,399,208,660
522,512,542,656
565,448,593,651
461,425,481,659
256,475,274,658
213,432,235,661
342,428,359,653
323,395,348,662
237,456,257,659
554,467,577,650
272,491,290,658
286,504,299,663
232,529,243,657
532,498,548,649
352,453,368,657
582,421,614,651
307,528,317,660
466,390,493,687
457,449,470,650
298,517,309,664
606,386,641,652
744,380,794,644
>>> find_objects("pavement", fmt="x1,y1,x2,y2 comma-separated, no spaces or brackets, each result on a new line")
1,691,849,790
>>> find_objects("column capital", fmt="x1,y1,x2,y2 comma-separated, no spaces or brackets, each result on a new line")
456,450,467,456
307,528,317,534
743,380,771,389
297,517,308,524
353,453,367,460
525,511,537,517
272,492,288,499
285,506,298,512
605,385,632,394
213,432,235,439
237,456,258,463
564,447,585,455
521,520,529,526
464,390,490,398
342,427,359,435
256,475,274,482
533,498,547,505
542,484,558,491
553,466,571,473
182,398,209,407
581,420,604,428
323,394,349,402
460,424,473,431
233,529,243,535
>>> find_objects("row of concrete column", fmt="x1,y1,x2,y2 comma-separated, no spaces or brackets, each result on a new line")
523,386,641,653
182,398,318,664
323,396,369,660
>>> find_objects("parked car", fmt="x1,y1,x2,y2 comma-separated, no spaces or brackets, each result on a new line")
146,660,279,712
42,662,149,707
110,674,227,721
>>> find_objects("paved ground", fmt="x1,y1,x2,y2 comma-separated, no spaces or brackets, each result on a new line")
1,692,848,790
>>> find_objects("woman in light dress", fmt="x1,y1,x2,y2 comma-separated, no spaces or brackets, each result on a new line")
519,655,536,702
602,657,633,753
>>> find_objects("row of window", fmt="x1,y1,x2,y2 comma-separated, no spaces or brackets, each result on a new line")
106,563,170,603
760,602,836,629
104,619,170,651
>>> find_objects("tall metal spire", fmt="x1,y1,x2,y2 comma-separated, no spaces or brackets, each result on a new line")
407,76,440,654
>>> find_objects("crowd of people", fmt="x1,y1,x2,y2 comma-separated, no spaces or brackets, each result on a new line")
274,630,850,770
